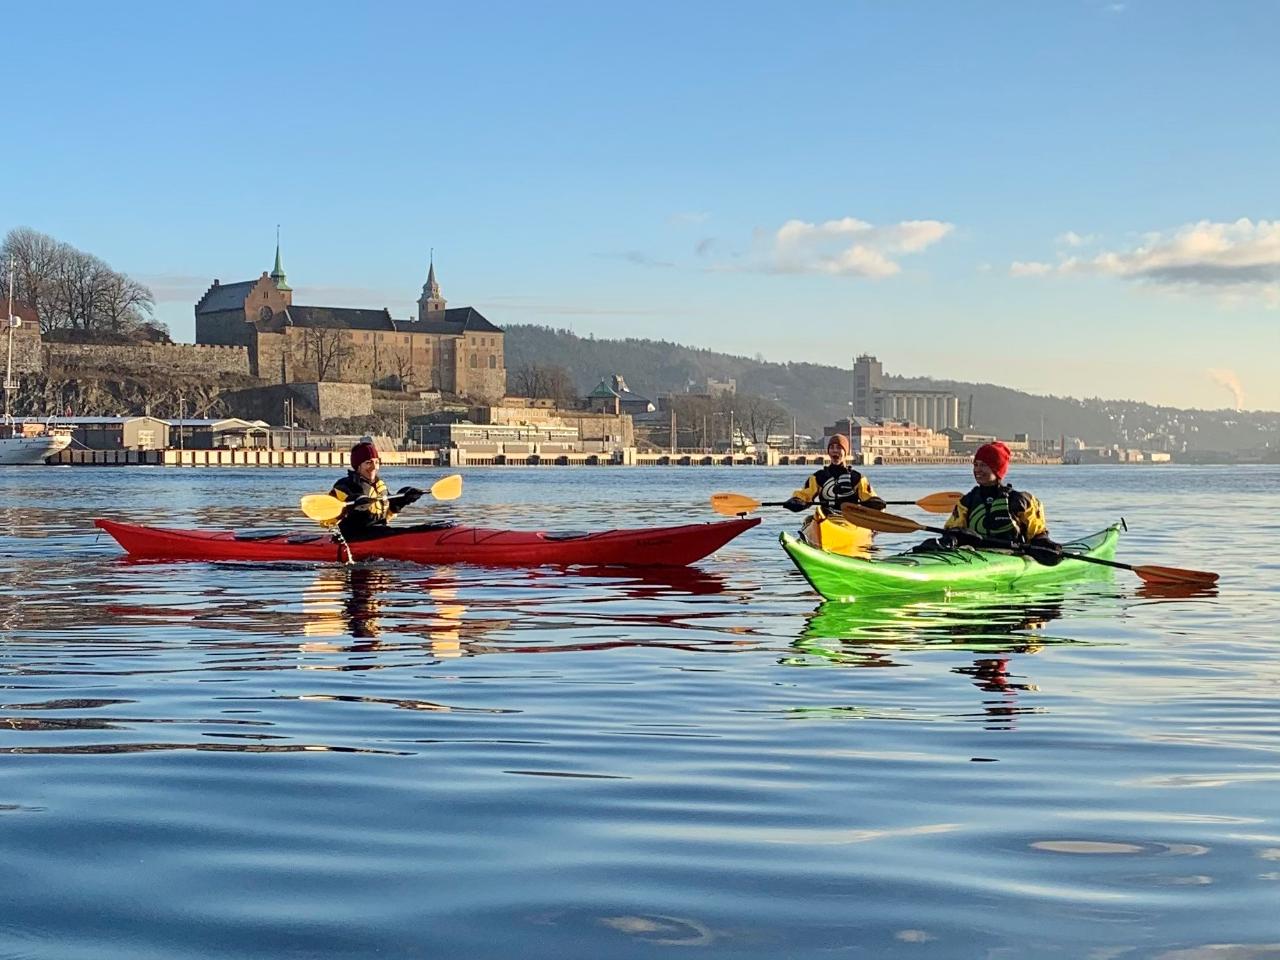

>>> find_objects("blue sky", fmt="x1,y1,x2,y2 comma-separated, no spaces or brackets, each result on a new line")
5,1,1278,410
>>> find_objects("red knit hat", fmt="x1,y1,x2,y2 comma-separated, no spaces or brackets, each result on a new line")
974,441,1011,479
351,441,380,471
826,434,851,455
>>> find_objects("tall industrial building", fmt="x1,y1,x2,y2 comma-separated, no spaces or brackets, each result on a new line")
853,354,961,431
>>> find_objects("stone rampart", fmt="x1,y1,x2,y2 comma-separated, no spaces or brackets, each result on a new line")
8,327,44,374
289,381,373,420
46,342,251,376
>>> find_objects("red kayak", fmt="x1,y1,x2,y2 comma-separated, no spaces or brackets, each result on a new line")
93,516,759,568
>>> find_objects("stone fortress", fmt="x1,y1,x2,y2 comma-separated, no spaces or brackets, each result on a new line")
194,245,506,399
8,246,508,415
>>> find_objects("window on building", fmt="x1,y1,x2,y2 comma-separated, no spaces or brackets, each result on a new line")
489,356,496,368
470,354,477,368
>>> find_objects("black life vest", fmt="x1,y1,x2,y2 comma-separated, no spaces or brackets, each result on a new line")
332,471,391,537
814,464,864,511
962,483,1022,540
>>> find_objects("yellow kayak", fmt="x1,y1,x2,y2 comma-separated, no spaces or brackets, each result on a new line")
798,506,874,556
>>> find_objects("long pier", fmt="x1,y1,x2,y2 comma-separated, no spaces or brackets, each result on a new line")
46,447,1061,467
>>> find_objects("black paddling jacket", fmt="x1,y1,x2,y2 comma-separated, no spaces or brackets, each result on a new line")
944,483,1049,542
791,464,879,512
330,471,396,540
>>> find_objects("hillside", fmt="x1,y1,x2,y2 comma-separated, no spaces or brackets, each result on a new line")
505,325,1280,455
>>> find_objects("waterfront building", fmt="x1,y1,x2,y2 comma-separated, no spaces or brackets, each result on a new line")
825,417,950,462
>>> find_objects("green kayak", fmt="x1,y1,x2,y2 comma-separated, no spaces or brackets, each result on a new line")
780,525,1122,602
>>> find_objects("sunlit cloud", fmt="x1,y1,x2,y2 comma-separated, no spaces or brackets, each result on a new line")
1057,231,1096,247
1011,219,1280,306
733,216,953,277
1010,260,1053,277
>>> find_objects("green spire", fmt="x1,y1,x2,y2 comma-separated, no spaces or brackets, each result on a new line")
271,226,291,291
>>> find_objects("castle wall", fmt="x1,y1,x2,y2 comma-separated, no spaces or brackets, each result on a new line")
8,326,44,374
44,342,251,376
288,381,373,420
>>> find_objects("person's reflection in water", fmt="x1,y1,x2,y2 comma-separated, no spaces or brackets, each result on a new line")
344,566,386,642
797,594,1065,729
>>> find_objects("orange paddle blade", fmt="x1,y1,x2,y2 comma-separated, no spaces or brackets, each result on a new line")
710,492,761,516
916,491,963,514
1132,564,1219,586
840,504,927,534
429,474,463,501
300,493,345,524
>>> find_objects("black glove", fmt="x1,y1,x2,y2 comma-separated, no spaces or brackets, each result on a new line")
783,497,808,513
948,529,984,548
396,486,425,506
1023,539,1063,566
861,496,887,511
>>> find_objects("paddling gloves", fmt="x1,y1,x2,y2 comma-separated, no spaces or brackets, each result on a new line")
861,497,887,511
391,486,425,510
1023,539,1064,566
783,497,808,512
943,529,985,549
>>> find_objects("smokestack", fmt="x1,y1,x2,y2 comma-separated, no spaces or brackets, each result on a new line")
967,393,975,430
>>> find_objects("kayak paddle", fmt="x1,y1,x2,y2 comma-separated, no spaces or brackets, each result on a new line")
300,473,463,524
838,503,1219,586
710,490,961,517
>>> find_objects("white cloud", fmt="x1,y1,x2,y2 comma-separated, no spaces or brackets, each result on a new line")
754,216,953,277
1012,219,1280,306
1057,231,1095,248
1010,260,1053,277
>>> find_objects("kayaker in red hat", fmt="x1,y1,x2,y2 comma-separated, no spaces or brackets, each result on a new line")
936,441,1062,563
328,439,424,540
784,433,886,514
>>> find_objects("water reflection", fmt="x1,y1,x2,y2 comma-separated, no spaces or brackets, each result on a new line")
797,592,1071,661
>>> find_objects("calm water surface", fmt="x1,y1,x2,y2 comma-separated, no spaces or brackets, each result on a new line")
1,464,1277,959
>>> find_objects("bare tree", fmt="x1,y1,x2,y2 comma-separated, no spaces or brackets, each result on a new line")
511,363,575,403
303,328,354,381
1,227,158,339
739,394,789,446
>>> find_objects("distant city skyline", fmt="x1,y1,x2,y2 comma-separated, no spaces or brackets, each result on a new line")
5,1,1277,410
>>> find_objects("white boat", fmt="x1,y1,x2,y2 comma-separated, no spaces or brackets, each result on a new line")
0,426,72,465
2,256,72,464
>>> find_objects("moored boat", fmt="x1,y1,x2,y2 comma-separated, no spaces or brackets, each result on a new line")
3,256,72,465
781,525,1122,601
94,516,760,568
0,421,72,465
797,506,873,556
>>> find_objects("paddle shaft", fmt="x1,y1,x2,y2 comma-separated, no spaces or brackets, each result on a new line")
757,499,937,508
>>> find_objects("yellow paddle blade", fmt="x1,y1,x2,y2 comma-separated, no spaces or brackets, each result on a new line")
300,493,346,524
710,492,761,516
917,491,963,514
840,503,927,534
429,473,463,501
